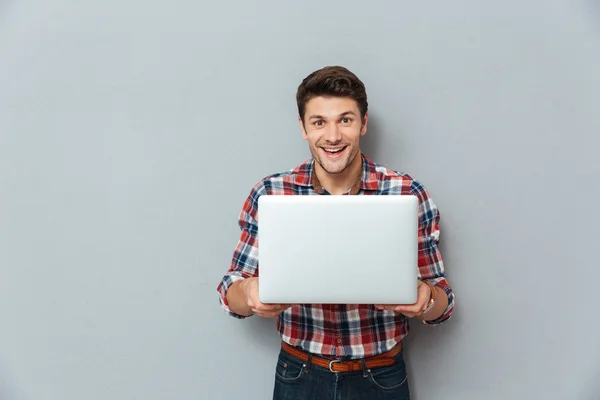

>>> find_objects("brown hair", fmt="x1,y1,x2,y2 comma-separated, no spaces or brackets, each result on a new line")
296,66,368,123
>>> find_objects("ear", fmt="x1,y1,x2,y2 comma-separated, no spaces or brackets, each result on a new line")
360,112,369,136
299,115,308,140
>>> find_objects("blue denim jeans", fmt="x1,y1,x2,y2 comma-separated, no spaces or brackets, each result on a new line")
272,347,410,400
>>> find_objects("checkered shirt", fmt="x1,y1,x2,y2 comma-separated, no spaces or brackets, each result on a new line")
216,154,455,360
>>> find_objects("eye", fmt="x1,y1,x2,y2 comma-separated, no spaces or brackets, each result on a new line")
313,120,325,126
340,117,352,124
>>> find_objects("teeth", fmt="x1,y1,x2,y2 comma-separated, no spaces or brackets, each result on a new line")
324,148,343,153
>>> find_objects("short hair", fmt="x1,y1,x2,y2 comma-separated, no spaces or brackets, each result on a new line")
296,66,368,123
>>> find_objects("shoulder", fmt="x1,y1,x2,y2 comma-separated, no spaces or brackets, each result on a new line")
366,157,429,199
243,159,312,205
371,160,439,224
369,157,441,224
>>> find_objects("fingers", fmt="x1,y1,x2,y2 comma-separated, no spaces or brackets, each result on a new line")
389,304,426,317
251,308,288,318
249,302,291,318
376,304,421,316
243,279,291,318
261,303,291,311
374,287,431,317
253,310,283,318
394,298,429,314
374,304,396,310
392,282,432,317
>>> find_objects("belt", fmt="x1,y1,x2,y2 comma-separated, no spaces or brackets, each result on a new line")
281,341,402,373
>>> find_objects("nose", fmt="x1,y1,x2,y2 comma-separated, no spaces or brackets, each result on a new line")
323,124,342,143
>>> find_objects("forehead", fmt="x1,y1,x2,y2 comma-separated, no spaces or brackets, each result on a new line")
304,96,360,118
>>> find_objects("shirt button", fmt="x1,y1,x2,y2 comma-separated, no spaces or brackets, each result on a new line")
336,338,342,344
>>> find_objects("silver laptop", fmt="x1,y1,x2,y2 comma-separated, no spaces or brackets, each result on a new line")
257,195,419,304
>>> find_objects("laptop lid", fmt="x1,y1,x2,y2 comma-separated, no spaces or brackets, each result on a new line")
257,195,419,304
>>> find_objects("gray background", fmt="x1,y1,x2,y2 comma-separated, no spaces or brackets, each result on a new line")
1,0,599,399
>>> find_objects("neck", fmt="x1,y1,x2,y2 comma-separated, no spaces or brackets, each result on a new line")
314,153,363,195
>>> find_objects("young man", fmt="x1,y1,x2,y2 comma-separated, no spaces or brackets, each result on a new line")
216,66,455,399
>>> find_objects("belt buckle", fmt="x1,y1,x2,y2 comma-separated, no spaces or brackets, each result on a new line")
328,359,342,373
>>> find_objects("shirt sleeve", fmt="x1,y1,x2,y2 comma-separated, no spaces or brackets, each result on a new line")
411,180,455,326
216,183,263,319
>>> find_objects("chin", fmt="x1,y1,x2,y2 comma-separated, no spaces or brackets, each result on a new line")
321,159,351,174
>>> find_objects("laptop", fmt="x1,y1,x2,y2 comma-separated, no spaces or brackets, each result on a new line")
257,195,419,304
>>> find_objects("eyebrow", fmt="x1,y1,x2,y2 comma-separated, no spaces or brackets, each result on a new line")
308,111,357,120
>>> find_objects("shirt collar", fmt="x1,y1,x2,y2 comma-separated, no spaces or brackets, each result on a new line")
293,153,380,193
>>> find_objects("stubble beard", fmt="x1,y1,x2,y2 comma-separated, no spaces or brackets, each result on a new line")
313,145,359,175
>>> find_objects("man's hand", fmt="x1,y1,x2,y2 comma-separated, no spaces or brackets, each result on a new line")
241,277,292,318
374,280,432,318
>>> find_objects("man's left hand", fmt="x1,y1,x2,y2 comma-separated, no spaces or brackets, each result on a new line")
374,280,432,318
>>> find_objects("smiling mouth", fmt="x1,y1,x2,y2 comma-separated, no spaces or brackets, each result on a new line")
321,146,347,157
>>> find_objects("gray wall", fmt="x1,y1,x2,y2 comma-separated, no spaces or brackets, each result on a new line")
1,1,599,399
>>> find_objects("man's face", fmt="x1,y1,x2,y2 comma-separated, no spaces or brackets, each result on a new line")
299,96,368,175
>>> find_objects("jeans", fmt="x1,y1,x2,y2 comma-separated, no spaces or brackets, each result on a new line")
272,347,410,400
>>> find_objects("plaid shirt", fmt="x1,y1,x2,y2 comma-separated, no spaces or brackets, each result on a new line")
216,154,454,360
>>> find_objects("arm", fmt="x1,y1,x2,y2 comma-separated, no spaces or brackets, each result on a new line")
224,280,253,317
216,185,290,319
417,281,450,322
413,179,455,325
375,280,449,321
226,278,291,318
375,180,455,325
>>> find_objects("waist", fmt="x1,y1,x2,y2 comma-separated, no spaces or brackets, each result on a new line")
275,306,409,355
281,340,402,373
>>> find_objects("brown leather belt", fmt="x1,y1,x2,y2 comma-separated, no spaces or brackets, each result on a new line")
281,341,402,373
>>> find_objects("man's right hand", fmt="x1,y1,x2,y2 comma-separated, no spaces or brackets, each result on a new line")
241,277,292,318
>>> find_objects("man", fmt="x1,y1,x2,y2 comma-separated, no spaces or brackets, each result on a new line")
216,66,455,399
